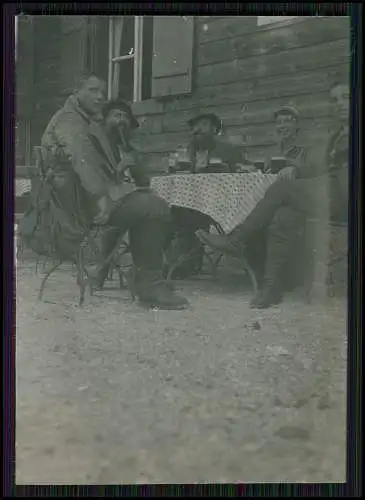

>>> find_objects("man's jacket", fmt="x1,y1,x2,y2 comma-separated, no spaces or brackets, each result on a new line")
186,137,246,173
19,96,141,257
295,125,348,222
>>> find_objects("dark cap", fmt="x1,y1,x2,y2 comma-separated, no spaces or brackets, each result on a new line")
187,112,222,133
103,98,139,129
273,105,300,121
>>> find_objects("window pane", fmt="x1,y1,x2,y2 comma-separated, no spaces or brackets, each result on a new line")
113,16,135,58
114,59,134,101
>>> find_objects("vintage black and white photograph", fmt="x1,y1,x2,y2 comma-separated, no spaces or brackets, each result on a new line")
15,13,350,484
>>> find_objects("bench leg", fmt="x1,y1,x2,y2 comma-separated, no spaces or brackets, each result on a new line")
76,248,87,307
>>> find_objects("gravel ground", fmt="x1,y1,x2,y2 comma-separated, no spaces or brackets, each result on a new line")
15,261,347,484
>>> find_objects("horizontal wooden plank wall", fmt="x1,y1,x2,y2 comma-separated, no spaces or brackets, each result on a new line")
132,16,350,173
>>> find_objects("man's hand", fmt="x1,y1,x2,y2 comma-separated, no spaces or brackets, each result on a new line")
94,195,113,225
278,166,296,181
116,152,137,173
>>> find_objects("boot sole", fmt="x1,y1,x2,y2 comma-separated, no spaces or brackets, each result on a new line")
138,300,189,311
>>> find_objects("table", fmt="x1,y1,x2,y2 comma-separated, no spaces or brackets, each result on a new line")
151,173,278,286
151,173,277,234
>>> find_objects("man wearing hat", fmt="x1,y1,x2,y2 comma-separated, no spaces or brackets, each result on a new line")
93,97,153,287
21,73,188,310
185,112,246,173
168,111,247,279
270,104,307,178
245,104,308,290
197,82,349,308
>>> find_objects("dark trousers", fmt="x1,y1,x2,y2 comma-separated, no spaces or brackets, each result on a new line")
230,175,344,290
101,190,171,272
171,207,210,244
168,207,210,277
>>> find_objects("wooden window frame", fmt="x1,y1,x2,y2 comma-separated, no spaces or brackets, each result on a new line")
15,15,18,61
107,16,144,102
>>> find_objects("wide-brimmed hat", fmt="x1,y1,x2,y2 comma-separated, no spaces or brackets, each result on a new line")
187,112,222,133
103,98,139,129
273,105,300,121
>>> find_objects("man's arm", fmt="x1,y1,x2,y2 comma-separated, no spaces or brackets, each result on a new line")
44,111,113,197
295,136,331,180
128,150,151,187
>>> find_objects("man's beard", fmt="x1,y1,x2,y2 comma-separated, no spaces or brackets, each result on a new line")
109,124,129,147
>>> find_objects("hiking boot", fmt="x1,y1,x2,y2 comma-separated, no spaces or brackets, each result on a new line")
195,230,243,257
135,271,189,310
250,286,283,309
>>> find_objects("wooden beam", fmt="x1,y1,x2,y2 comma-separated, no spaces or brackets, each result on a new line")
197,17,350,67
198,16,259,44
196,38,349,88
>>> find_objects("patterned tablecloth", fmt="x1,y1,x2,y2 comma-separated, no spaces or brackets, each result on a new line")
151,173,277,234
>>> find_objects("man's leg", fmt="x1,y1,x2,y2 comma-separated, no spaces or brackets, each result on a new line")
109,191,188,309
93,226,121,287
251,207,305,308
169,208,210,279
196,177,318,255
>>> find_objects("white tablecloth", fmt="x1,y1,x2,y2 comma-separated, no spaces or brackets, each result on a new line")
151,173,277,233
15,179,31,197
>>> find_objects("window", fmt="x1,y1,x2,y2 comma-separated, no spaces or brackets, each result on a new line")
107,16,154,102
15,15,18,61
257,16,301,27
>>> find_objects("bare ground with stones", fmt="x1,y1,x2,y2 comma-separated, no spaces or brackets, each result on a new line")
16,261,347,484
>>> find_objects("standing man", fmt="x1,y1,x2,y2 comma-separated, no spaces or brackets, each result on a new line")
36,73,188,310
197,81,349,308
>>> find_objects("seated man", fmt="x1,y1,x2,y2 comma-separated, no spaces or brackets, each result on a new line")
197,81,349,308
94,97,151,287
21,73,188,310
266,104,306,175
168,112,248,279
245,105,308,290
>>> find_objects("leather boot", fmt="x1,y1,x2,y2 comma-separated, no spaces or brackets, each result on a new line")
129,217,189,309
134,269,189,310
250,281,283,309
250,208,298,309
93,227,121,289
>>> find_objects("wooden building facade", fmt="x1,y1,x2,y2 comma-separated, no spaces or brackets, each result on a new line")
16,15,350,173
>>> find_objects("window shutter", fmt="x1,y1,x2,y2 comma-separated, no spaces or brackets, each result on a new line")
151,16,194,98
16,16,34,117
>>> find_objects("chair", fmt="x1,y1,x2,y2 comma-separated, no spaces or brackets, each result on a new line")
29,147,134,306
168,220,259,296
15,161,37,264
